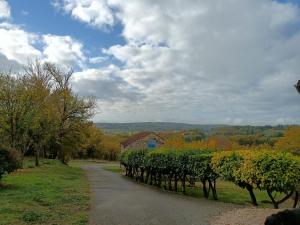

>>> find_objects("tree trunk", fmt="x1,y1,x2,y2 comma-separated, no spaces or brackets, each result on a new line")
35,144,39,167
145,171,149,183
202,180,209,198
174,174,178,192
267,190,294,209
209,180,218,200
293,191,299,208
140,168,144,182
150,173,153,185
158,173,162,187
246,185,258,206
182,175,186,194
168,174,173,191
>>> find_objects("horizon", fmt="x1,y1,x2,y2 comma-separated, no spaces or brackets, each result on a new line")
1,0,300,124
94,121,296,127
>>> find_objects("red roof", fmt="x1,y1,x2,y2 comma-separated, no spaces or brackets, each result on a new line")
120,132,163,148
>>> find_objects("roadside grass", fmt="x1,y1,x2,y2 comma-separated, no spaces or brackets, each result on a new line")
70,160,122,173
102,163,122,173
0,158,89,225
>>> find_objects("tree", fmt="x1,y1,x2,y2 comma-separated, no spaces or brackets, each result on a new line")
254,152,300,208
0,61,97,166
44,63,95,164
212,151,258,206
275,126,300,155
22,61,53,166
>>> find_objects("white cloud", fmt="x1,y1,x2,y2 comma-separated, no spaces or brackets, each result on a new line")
0,23,87,69
0,0,10,19
42,34,86,68
1,0,300,124
89,56,107,64
0,23,41,64
53,0,115,30
97,0,300,124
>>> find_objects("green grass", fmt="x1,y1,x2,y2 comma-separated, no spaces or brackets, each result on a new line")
102,164,122,173
70,160,122,173
0,159,89,225
184,180,293,208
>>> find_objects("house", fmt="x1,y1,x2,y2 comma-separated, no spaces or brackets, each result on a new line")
120,132,164,152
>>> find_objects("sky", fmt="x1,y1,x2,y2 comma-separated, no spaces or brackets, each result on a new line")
0,0,300,125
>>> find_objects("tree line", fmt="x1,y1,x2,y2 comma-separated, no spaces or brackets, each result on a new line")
0,61,122,181
120,148,300,208
0,61,95,167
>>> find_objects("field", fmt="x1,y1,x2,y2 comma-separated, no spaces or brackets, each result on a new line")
0,159,89,225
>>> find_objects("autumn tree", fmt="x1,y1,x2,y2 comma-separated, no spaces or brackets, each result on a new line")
275,126,300,155
44,63,95,164
0,61,96,166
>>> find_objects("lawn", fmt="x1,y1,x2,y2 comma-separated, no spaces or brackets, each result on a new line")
0,159,89,225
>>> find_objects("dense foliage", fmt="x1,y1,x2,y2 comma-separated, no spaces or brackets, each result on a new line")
121,149,218,200
121,149,300,208
275,126,300,155
212,150,300,208
0,147,22,180
0,61,95,165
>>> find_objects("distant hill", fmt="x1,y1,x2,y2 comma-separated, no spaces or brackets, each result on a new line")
95,122,228,133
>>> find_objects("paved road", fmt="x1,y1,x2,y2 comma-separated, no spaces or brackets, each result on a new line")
82,164,240,225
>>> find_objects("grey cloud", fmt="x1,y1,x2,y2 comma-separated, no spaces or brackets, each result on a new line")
0,53,23,73
72,69,145,102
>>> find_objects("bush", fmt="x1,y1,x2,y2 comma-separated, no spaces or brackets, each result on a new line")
253,152,300,208
212,150,300,208
0,147,22,180
120,149,218,199
211,151,259,205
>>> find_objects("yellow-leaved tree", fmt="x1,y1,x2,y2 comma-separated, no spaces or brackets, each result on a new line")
275,126,300,155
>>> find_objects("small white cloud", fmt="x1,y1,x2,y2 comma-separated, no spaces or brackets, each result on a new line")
0,0,10,19
42,34,86,68
53,0,115,30
89,56,107,64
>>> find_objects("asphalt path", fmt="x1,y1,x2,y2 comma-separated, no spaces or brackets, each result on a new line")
82,164,240,225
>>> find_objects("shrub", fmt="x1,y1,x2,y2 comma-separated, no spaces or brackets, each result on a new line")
120,149,218,199
0,147,22,180
253,152,300,208
212,150,300,208
211,151,259,206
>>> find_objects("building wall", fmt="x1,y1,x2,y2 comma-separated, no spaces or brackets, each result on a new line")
121,133,164,152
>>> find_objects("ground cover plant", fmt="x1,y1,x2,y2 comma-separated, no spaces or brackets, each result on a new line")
0,158,89,225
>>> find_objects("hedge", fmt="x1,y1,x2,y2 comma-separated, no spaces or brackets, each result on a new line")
121,148,300,208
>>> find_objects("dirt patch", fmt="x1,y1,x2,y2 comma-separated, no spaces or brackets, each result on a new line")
0,183,16,189
210,208,284,225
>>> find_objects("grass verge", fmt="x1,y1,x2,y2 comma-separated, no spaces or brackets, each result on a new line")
0,159,89,225
102,163,122,173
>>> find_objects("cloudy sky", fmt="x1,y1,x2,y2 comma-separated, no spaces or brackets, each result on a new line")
0,0,300,125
